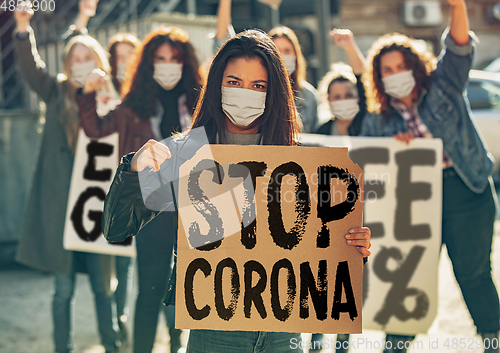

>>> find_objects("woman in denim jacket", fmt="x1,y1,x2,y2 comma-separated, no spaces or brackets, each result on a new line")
361,1,499,352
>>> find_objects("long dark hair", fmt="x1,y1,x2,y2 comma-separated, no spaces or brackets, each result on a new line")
189,30,299,146
363,33,436,116
121,27,202,119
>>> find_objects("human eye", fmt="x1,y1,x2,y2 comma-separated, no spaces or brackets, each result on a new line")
227,80,239,86
254,83,266,90
154,56,165,63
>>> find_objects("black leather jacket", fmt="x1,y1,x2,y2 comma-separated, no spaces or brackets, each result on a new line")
102,134,206,305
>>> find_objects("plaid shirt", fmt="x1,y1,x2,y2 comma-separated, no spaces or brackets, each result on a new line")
391,98,452,168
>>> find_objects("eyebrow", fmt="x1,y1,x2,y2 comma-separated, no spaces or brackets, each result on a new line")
226,75,267,83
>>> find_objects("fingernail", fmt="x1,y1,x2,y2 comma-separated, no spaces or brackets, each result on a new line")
345,234,352,238
347,240,353,244
349,229,354,233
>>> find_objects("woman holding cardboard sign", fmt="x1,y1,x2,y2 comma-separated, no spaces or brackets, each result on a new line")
78,26,203,353
100,29,371,352
361,0,499,352
13,2,121,353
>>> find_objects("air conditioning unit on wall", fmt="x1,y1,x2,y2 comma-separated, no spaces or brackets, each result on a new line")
404,1,443,27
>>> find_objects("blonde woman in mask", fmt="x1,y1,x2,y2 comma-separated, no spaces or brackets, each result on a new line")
98,29,372,353
316,29,367,139
269,26,319,133
13,4,121,353
77,26,202,353
361,1,499,352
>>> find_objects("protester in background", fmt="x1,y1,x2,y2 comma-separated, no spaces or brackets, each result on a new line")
108,33,141,93
361,1,499,352
268,26,320,133
213,0,235,51
106,32,141,347
99,29,372,353
77,26,203,353
62,0,99,40
316,28,366,138
13,2,121,353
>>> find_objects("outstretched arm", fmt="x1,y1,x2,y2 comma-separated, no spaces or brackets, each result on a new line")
74,0,99,32
330,28,365,75
14,4,58,103
62,0,98,40
215,0,233,40
448,0,469,45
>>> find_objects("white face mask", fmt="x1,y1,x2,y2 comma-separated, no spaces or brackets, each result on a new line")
329,99,359,121
282,55,296,75
221,86,266,127
116,63,127,83
382,70,416,99
153,62,183,90
70,61,97,87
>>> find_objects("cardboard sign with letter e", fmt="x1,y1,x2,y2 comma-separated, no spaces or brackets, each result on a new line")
63,129,135,257
175,144,364,334
299,134,443,335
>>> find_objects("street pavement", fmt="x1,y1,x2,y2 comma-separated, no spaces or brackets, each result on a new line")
1,223,500,353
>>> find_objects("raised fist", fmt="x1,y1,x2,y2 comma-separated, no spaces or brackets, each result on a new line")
83,68,108,94
14,1,34,32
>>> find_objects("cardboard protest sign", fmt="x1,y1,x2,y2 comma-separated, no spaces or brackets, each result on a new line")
63,129,135,257
299,134,442,335
175,144,364,334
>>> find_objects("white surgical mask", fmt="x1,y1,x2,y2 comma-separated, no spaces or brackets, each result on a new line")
116,63,127,83
329,99,359,121
221,86,266,127
153,62,183,90
382,70,416,99
282,55,296,75
70,61,97,87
